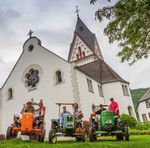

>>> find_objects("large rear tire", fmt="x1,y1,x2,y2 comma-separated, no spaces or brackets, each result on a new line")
124,126,129,141
6,126,13,139
81,132,88,142
89,128,96,142
38,129,45,142
116,134,124,141
49,129,57,144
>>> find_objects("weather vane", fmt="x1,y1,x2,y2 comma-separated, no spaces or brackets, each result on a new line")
75,5,80,16
27,30,34,38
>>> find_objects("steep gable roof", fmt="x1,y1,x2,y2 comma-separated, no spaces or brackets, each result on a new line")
76,59,128,84
68,16,103,61
138,88,150,103
75,16,96,51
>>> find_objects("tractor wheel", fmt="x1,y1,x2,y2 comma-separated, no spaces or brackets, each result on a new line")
89,128,96,142
124,126,129,141
38,129,46,142
81,132,88,142
116,134,124,141
49,129,57,144
6,126,13,139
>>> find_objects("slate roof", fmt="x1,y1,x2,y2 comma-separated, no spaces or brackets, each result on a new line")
76,59,128,84
138,88,150,103
75,16,96,52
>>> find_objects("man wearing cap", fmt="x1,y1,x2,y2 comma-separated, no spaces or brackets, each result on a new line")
95,104,106,115
109,98,119,115
23,101,35,114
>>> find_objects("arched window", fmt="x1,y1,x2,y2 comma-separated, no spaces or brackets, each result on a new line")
76,54,79,60
92,104,96,113
128,106,134,116
82,51,85,57
56,71,62,84
8,88,13,100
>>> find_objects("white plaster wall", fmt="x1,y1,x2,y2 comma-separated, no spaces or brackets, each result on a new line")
103,82,136,118
1,37,75,137
75,70,105,119
138,101,150,122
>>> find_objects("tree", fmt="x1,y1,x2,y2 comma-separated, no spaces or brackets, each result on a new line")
90,0,150,64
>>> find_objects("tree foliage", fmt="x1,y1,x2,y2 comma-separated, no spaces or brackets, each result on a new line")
90,0,150,64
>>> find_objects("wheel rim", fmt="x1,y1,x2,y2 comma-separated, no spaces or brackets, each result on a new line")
52,136,57,143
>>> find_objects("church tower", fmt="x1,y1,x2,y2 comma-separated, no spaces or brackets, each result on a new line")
68,16,103,66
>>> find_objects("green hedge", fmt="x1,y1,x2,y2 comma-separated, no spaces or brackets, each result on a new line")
120,114,150,135
120,114,137,128
129,129,150,135
135,122,150,130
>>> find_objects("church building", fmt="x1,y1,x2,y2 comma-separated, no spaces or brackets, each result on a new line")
0,16,136,136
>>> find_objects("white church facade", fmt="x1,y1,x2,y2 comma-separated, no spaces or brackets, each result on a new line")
0,16,136,136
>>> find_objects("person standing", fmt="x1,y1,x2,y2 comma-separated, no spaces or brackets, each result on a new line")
73,103,83,120
109,98,119,115
60,106,70,124
38,100,46,117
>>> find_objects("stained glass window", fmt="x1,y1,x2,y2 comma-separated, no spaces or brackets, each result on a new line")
25,68,39,88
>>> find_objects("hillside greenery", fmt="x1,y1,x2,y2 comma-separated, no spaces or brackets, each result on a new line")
130,88,149,104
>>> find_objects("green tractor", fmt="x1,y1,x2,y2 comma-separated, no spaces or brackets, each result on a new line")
89,108,129,142
49,103,87,143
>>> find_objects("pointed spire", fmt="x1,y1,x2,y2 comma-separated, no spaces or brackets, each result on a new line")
75,5,80,17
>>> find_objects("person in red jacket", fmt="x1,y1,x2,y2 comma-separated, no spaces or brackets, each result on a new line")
109,98,119,115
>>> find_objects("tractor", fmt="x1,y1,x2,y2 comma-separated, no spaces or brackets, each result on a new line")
6,105,45,142
49,103,87,143
89,107,129,142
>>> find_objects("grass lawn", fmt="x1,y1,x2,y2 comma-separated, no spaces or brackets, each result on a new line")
0,135,150,148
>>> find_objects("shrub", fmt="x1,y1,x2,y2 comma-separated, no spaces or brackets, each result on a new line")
135,122,150,130
120,114,137,128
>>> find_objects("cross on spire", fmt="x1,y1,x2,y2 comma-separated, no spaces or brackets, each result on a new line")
75,5,80,17
27,30,34,38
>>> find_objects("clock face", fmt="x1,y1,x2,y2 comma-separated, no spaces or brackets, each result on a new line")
25,68,39,88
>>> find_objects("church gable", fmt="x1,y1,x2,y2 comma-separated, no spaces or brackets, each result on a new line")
68,16,103,63
68,35,94,62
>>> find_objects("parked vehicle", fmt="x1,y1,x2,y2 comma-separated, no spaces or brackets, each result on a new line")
6,111,45,142
89,108,129,142
49,103,87,143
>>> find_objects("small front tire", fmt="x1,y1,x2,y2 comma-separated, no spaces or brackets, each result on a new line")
49,129,57,144
6,126,13,139
124,126,129,141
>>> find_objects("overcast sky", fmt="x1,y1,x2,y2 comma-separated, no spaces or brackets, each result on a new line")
0,0,150,89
